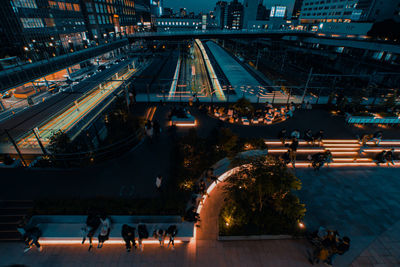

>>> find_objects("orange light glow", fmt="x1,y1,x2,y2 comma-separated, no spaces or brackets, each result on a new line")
39,239,183,245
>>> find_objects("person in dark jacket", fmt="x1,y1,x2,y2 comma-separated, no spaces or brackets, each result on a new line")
375,150,387,166
138,224,149,252
289,138,299,167
22,226,42,252
82,213,100,251
281,149,291,165
278,129,287,145
313,130,324,146
121,224,136,252
166,225,178,249
304,129,313,144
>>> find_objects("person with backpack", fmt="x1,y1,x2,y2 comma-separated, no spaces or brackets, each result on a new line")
166,225,178,250
138,224,149,251
81,212,100,251
121,224,136,252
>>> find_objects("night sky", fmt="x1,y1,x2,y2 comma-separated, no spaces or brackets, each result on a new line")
163,0,219,13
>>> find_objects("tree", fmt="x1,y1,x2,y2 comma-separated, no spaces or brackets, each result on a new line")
47,130,74,154
220,155,306,235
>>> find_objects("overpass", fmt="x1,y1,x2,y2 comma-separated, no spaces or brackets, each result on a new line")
127,29,315,41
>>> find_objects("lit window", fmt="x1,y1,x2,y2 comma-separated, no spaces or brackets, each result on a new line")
73,4,80,12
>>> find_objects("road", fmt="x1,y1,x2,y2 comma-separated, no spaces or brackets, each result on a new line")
17,67,138,148
0,60,133,141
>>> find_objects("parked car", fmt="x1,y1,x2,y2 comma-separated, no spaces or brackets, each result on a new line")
2,91,12,99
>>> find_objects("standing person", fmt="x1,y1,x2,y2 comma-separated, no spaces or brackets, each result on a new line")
372,131,383,146
206,168,219,185
153,119,161,140
280,149,291,165
291,129,300,139
360,133,372,147
138,224,149,251
97,215,111,249
155,175,163,191
166,225,178,250
313,130,324,146
20,226,42,252
324,150,333,167
154,229,166,247
304,129,313,145
278,129,287,145
289,138,299,168
145,120,153,143
121,224,136,252
81,212,100,251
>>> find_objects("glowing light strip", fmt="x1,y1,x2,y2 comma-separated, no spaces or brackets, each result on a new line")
195,39,226,101
168,56,181,100
363,149,400,153
39,239,183,245
174,121,197,127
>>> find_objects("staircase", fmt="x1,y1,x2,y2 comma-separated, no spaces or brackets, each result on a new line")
265,139,400,168
0,200,33,242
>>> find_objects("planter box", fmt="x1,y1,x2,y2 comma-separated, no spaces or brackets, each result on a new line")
345,113,400,124
218,234,293,241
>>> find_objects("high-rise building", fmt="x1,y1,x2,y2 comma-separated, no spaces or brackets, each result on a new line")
354,0,400,22
0,0,151,62
0,0,87,61
243,0,262,28
299,0,359,23
150,0,163,17
162,7,173,17
214,1,228,28
256,3,269,20
227,0,244,29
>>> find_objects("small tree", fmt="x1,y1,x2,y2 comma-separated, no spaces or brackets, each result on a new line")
232,97,254,117
47,130,73,154
220,155,306,235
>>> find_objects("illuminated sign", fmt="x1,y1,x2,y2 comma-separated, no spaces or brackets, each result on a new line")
270,6,286,18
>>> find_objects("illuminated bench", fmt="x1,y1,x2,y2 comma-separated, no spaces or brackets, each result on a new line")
346,113,400,124
28,215,194,244
171,115,196,127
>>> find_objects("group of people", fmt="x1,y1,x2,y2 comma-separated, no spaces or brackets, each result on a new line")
81,213,111,251
358,131,383,146
375,148,396,166
278,129,324,147
308,227,351,266
278,129,325,168
81,214,178,252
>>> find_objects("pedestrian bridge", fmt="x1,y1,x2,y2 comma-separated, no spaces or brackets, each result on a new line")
128,29,315,40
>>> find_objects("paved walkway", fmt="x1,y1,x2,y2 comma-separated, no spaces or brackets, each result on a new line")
351,220,400,266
